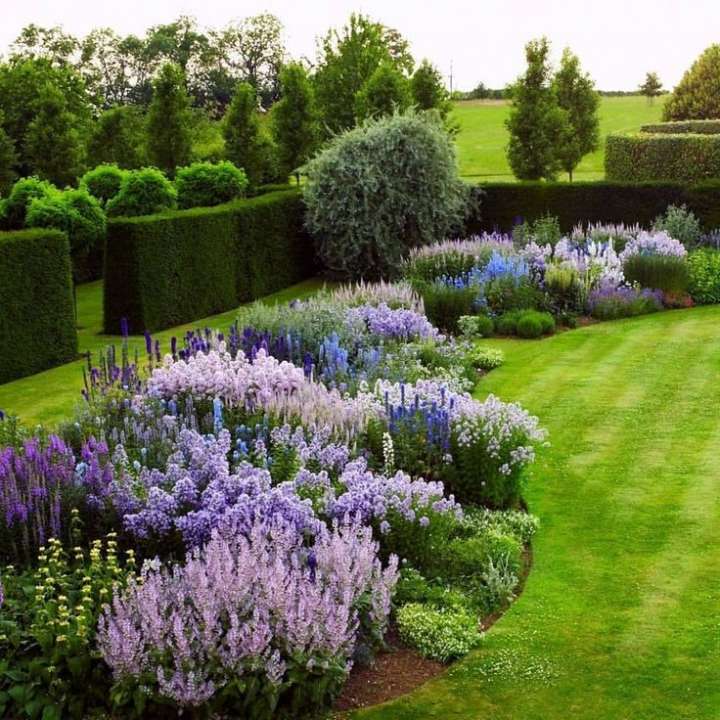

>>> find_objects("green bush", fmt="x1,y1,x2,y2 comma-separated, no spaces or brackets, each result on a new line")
516,313,543,338
175,161,249,209
457,314,494,338
80,164,127,205
26,188,107,281
396,603,482,662
688,248,720,303
653,204,702,246
623,254,689,294
1,177,56,230
416,281,477,333
496,309,554,338
641,120,720,134
468,346,504,371
0,228,77,382
605,133,720,183
106,167,177,218
469,181,720,235
304,111,470,279
104,190,315,333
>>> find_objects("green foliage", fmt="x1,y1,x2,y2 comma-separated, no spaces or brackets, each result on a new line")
355,62,411,122
88,106,146,169
0,228,77,383
223,82,265,186
403,250,481,284
146,63,193,176
271,63,319,181
304,111,469,280
495,309,555,338
623,254,689,294
554,48,600,181
468,181,720,235
506,37,568,180
687,248,720,303
104,190,314,332
663,44,720,121
412,281,477,333
641,120,720,134
1,176,56,230
0,112,17,195
460,507,540,545
314,13,414,134
605,132,720,183
638,72,663,101
80,164,127,205
513,213,562,246
0,58,91,176
544,264,584,316
396,603,482,662
106,167,177,218
24,83,86,186
653,204,702,246
468,345,505,371
175,161,248,209
26,187,107,281
411,59,452,118
457,314,494,338
0,533,134,720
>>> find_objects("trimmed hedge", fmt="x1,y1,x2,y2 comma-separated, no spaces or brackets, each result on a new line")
605,133,720,183
104,190,316,333
640,120,720,135
0,229,77,383
470,181,720,234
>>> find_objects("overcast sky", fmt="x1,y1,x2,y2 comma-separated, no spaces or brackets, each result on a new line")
0,0,717,91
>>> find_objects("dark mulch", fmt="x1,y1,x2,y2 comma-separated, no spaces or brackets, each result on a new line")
333,626,445,713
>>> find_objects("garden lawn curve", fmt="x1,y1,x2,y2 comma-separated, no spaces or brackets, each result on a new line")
354,306,720,720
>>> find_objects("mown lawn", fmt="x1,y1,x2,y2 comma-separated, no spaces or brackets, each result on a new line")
355,307,720,720
0,278,326,426
454,95,667,181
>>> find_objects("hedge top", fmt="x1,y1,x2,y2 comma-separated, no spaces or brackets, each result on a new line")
640,119,720,134
0,226,68,246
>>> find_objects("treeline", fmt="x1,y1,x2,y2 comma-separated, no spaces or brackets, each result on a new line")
0,13,453,193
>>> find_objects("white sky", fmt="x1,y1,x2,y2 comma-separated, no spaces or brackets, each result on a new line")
0,0,717,91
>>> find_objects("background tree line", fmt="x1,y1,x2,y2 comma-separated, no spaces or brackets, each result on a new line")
0,13,452,193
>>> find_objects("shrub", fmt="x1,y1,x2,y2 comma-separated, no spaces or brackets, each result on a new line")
104,190,314,332
516,313,543,338
460,507,540,545
80,164,127,205
0,228,77,383
653,204,702,246
513,213,562,247
396,603,482,662
605,133,720,184
688,248,720,303
469,346,504,371
663,44,720,121
544,264,583,315
105,167,177,218
175,161,249,209
495,311,520,335
457,314,494,338
623,254,689,293
26,188,107,281
1,176,56,229
416,280,478,333
304,111,469,279
641,120,720,135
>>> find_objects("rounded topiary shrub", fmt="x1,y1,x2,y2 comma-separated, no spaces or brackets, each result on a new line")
81,164,127,205
26,188,107,280
2,177,57,230
516,314,543,338
175,161,249,209
304,111,470,280
106,167,177,218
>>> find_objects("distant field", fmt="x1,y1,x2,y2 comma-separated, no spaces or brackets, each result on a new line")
453,95,667,182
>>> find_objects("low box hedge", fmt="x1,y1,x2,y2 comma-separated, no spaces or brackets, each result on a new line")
470,181,720,234
0,229,77,383
104,189,316,333
640,120,720,135
605,133,720,183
